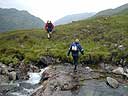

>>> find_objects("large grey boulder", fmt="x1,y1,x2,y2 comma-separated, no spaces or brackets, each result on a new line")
16,61,29,80
112,67,124,75
0,63,9,75
112,67,128,78
9,71,16,81
106,77,119,88
38,56,55,68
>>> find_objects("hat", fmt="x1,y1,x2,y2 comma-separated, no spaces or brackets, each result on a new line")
75,39,79,42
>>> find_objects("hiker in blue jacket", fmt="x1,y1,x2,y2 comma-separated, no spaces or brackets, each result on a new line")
67,39,84,71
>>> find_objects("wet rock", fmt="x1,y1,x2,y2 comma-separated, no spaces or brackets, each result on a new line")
16,61,29,80
106,77,119,88
99,63,115,73
123,73,128,78
9,71,16,81
56,58,61,64
32,64,128,96
0,75,9,84
38,56,55,68
29,65,40,72
0,63,9,75
40,71,50,83
2,66,9,75
112,67,124,75
104,64,114,73
33,66,78,96
8,63,15,72
85,66,93,72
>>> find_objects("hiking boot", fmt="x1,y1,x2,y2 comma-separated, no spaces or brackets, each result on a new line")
74,69,77,72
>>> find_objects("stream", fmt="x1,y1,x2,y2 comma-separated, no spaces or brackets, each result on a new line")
0,67,48,96
0,65,128,96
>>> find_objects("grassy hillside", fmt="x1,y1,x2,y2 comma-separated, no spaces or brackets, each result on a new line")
0,13,128,65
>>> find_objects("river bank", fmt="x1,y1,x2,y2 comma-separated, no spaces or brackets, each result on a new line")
0,61,128,96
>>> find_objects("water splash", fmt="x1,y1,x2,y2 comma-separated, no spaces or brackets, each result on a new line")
25,67,49,84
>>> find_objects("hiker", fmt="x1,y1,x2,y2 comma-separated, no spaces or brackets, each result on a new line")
67,39,84,72
45,20,54,39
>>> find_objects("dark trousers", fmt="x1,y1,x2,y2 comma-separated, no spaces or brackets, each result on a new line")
73,56,78,70
47,28,53,39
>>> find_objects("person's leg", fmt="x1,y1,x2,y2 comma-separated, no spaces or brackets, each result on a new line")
47,29,50,39
73,56,78,71
49,29,53,38
49,32,52,38
47,33,50,39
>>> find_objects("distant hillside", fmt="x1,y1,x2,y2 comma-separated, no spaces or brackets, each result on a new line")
54,12,95,25
0,8,45,32
95,3,128,16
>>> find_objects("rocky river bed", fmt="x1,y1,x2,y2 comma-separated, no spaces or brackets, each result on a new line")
0,62,128,96
32,63,128,96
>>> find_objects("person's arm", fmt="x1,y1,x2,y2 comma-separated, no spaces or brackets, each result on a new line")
52,23,54,29
45,23,48,30
67,44,72,56
78,44,84,55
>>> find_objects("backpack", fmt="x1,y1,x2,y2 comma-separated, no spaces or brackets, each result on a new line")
71,43,78,51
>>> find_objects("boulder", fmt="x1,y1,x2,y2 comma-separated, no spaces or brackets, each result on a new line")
29,65,40,72
16,61,29,80
123,73,128,78
112,67,124,75
0,63,9,75
104,64,114,73
40,71,50,83
85,66,93,72
0,75,9,84
38,56,55,68
106,77,119,88
8,63,15,72
9,71,16,81
2,66,9,75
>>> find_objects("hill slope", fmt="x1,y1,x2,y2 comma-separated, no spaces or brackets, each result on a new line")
0,8,44,32
55,12,95,25
95,3,128,16
0,9,128,65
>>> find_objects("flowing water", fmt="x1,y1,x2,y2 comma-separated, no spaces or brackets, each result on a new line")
0,67,48,96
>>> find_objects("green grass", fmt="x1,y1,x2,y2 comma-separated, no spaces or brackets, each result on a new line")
0,13,128,64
